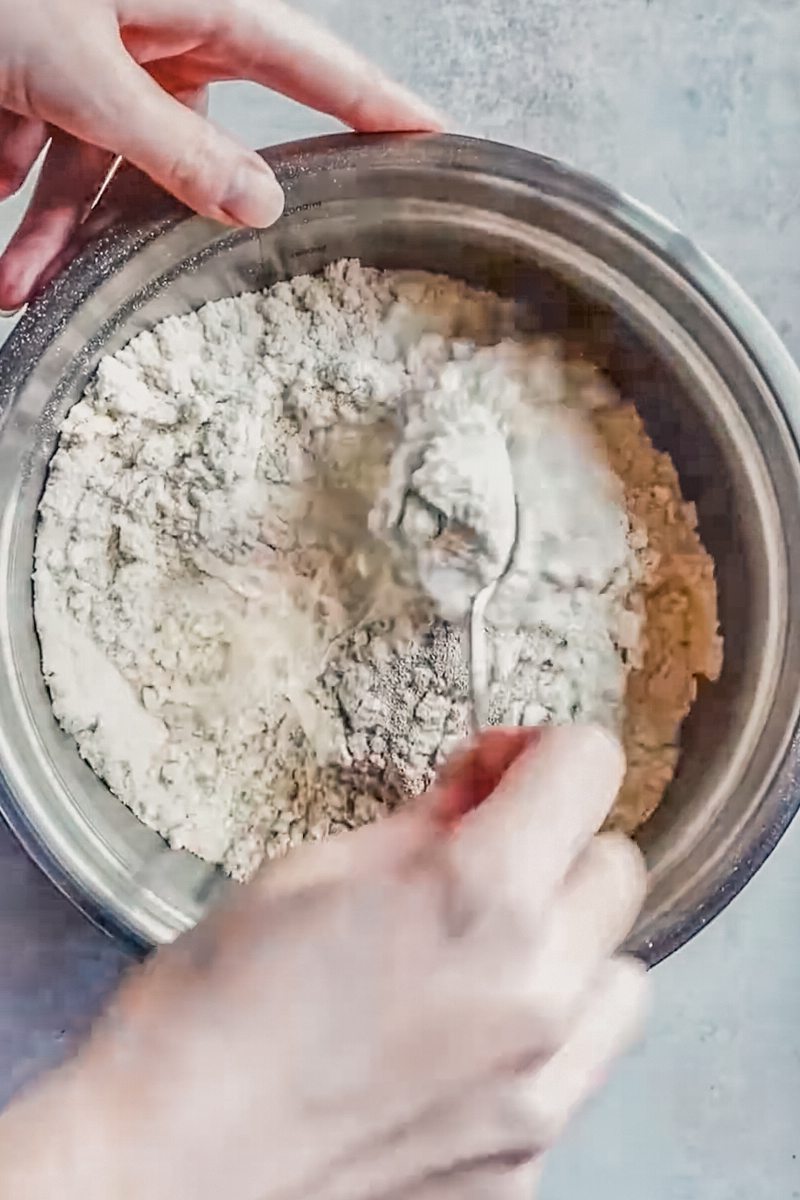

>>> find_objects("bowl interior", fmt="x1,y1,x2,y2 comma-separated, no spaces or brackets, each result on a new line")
1,136,798,958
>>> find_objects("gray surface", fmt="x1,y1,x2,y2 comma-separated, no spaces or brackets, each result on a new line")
0,0,799,1194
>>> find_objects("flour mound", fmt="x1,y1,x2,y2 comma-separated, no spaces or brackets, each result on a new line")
371,382,518,620
34,261,722,879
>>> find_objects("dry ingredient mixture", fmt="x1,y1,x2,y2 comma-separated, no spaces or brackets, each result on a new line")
34,261,723,879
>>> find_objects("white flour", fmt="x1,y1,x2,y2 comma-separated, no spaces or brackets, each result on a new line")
34,261,722,879
371,380,518,619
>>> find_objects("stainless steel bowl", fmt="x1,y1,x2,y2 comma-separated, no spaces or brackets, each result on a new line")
1,132,799,962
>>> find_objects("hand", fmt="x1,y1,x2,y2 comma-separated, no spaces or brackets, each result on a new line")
0,0,441,310
0,726,647,1200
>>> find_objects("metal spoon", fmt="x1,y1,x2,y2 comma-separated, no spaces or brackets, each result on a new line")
468,497,519,734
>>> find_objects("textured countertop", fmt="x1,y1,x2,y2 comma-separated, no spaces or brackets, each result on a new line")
1,2,799,1196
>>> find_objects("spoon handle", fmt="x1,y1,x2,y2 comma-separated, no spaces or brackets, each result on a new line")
468,496,520,734
468,581,495,734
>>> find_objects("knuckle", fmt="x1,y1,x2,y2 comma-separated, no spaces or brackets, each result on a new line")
609,954,650,1018
491,1083,547,1160
3,63,39,118
486,870,549,943
526,989,573,1057
340,66,388,126
162,126,225,204
0,159,25,193
522,1086,567,1150
0,121,41,191
593,832,647,907
478,988,572,1078
587,956,650,1054
546,722,625,786
491,894,541,949
444,843,538,943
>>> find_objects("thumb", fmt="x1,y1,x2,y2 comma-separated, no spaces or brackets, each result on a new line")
427,727,540,829
450,725,626,909
38,50,284,227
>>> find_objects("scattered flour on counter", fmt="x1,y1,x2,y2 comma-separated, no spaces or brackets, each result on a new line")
34,260,722,879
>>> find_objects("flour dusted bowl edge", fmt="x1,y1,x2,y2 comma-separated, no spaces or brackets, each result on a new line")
0,132,799,963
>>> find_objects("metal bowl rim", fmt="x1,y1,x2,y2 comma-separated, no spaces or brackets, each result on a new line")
1,131,799,964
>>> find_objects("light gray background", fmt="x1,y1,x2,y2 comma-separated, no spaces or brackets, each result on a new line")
1,1,799,1196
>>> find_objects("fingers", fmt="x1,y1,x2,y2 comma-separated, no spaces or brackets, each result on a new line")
65,52,284,229
119,0,443,132
9,1,438,235
29,44,284,229
451,725,626,912
0,132,113,310
521,956,648,1144
316,1058,547,1200
530,833,646,1002
252,806,433,900
0,109,48,199
397,1163,541,1200
224,0,444,131
0,85,211,310
255,728,539,899
332,952,638,1200
430,728,540,827
13,173,123,306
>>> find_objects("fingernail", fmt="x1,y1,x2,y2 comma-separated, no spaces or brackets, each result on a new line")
0,258,43,312
398,90,449,132
550,724,626,787
583,722,625,760
0,275,31,315
220,159,284,228
379,79,449,132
